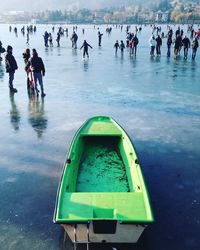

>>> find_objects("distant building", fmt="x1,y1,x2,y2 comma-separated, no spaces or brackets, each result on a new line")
8,10,26,16
156,10,162,22
93,10,106,23
155,10,169,23
2,10,31,23
141,11,154,23
31,19,39,24
162,12,169,22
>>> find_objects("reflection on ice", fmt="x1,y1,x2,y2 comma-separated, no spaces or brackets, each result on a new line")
9,92,20,131
0,61,4,81
83,59,89,72
28,94,48,138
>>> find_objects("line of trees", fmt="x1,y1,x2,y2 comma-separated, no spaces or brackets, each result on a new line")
1,1,199,23
32,3,200,24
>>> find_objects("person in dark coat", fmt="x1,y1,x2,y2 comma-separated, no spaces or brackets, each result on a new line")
168,28,173,38
5,45,18,92
71,32,78,49
133,35,139,56
119,40,125,53
80,40,93,58
26,49,46,97
43,31,49,47
192,37,199,60
56,32,60,47
167,35,172,57
174,35,182,59
182,35,190,59
114,40,120,54
98,31,103,46
156,35,162,56
175,27,180,38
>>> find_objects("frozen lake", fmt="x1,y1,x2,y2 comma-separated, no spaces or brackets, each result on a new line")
0,24,200,250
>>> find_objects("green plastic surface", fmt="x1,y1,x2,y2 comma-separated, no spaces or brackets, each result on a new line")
77,136,130,192
54,116,154,223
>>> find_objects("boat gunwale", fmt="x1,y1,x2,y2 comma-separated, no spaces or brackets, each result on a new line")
55,220,154,225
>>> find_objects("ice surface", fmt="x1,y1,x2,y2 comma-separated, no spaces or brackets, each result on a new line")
0,23,200,249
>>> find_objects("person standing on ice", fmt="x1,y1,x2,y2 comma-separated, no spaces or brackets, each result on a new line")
71,31,78,49
114,40,119,54
167,35,172,57
155,34,162,56
191,37,199,60
132,34,139,56
43,31,49,47
119,40,125,53
174,35,182,59
56,32,61,47
26,49,46,97
5,45,18,93
182,35,190,60
98,31,103,46
149,35,156,56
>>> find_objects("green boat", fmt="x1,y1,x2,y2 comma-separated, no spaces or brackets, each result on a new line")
54,116,154,248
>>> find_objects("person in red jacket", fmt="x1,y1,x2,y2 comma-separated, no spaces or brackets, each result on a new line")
26,49,46,97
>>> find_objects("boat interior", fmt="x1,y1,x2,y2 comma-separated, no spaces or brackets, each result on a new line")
65,135,136,193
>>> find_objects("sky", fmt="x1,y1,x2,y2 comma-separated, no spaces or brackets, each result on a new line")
0,0,198,12
0,0,151,11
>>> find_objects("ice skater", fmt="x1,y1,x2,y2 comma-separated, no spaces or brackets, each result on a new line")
114,40,119,54
174,35,182,59
133,35,139,56
119,40,125,53
167,35,172,57
71,31,78,49
155,35,162,56
98,31,103,46
43,31,49,47
80,40,93,58
182,35,190,60
192,37,199,60
56,32,61,47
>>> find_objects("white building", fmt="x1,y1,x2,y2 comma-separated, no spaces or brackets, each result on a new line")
162,11,169,22
156,11,169,22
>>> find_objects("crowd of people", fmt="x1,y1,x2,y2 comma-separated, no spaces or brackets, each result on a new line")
148,25,199,60
40,24,199,59
0,23,199,95
2,44,46,96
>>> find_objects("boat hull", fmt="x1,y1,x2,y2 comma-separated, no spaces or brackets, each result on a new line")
54,116,154,245
62,222,147,243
